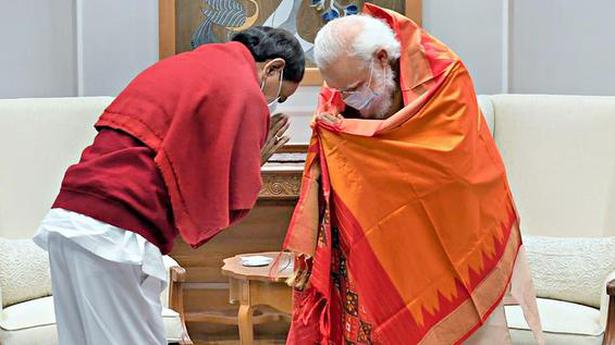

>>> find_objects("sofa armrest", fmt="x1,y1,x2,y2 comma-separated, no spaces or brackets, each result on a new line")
477,95,495,136
601,271,615,326
162,255,193,345
603,279,615,345
161,255,180,308
168,266,186,314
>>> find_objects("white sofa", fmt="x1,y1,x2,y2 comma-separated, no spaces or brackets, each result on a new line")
478,94,615,345
0,97,192,344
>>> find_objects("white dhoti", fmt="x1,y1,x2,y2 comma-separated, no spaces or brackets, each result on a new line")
34,209,168,345
465,246,545,345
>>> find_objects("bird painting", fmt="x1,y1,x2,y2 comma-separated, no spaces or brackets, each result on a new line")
191,0,259,48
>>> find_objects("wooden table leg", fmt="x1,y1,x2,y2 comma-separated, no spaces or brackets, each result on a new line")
238,303,255,345
223,257,293,345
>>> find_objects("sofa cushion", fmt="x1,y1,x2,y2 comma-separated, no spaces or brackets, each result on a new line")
0,296,55,333
506,297,603,336
0,296,184,344
0,238,52,308
509,328,603,345
523,235,615,308
163,306,184,343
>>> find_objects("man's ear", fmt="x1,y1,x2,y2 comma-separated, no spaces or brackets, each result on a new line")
375,49,389,67
267,58,286,76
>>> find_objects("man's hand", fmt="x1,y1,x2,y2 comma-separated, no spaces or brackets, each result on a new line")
261,113,290,165
315,112,343,125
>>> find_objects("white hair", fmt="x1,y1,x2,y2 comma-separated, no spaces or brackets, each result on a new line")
314,15,401,68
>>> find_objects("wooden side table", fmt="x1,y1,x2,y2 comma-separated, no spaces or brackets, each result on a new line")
221,252,293,345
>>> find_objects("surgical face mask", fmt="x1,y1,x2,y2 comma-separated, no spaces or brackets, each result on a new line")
268,100,279,114
261,68,284,115
341,60,384,110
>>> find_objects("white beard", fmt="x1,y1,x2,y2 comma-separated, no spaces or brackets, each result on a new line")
359,65,397,119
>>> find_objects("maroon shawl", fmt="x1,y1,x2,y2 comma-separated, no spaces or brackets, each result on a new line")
96,42,269,247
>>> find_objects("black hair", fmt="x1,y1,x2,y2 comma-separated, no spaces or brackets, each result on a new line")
232,26,305,84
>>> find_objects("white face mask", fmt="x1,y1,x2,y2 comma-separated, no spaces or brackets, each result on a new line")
268,100,279,114
261,68,284,116
341,60,384,110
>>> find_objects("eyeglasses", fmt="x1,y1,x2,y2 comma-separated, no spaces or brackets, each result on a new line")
339,61,374,97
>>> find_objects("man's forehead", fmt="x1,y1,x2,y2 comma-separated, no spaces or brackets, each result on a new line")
321,56,369,90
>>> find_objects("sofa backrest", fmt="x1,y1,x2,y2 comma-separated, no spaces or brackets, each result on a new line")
0,97,113,238
479,94,615,238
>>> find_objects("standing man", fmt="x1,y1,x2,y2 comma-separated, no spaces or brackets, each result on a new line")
282,5,543,345
33,27,304,345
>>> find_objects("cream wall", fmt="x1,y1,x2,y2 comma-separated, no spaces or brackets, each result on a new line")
510,0,615,95
425,0,615,95
0,0,157,99
423,0,507,94
76,0,159,96
0,0,77,98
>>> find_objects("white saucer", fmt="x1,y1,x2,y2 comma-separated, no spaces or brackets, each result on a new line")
240,255,274,267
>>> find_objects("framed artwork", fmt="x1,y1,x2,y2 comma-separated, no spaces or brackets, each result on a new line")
159,0,421,85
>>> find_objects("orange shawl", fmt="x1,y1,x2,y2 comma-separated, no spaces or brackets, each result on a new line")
282,4,523,344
